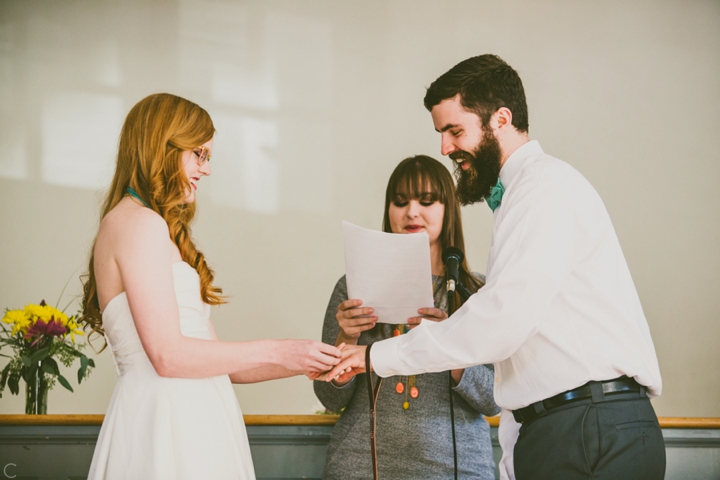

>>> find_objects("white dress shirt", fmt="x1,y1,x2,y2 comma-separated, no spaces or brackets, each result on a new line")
372,140,662,407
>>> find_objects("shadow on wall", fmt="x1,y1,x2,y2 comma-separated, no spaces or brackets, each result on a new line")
0,0,336,215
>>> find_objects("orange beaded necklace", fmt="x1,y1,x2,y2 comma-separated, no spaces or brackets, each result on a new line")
393,271,445,410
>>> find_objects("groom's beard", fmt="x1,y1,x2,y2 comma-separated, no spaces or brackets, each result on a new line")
449,130,503,206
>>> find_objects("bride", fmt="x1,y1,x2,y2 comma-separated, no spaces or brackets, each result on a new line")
81,93,341,479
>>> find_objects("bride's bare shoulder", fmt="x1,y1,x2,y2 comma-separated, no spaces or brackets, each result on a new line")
93,198,175,308
98,198,169,246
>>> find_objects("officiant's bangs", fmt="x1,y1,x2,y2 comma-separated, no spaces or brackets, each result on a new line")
386,155,452,205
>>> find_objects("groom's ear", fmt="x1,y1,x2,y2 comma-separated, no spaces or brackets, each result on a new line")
490,107,513,132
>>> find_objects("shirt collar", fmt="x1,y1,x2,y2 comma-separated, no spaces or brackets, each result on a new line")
499,140,543,189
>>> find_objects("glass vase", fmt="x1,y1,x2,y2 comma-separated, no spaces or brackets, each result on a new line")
25,364,49,415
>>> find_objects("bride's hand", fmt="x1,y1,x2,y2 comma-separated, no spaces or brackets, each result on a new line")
278,340,342,374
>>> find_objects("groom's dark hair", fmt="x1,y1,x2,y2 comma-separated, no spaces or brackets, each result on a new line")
423,54,529,133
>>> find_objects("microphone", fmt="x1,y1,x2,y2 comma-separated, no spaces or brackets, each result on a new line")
442,247,464,294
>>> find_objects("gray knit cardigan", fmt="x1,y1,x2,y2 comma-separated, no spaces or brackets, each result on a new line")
314,275,500,480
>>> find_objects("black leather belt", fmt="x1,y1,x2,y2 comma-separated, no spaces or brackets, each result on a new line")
512,376,644,424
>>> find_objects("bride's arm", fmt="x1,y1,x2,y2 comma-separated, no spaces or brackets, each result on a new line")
205,323,305,383
229,366,300,383
109,210,340,379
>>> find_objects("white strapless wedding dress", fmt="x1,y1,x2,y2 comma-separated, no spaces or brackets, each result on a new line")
88,262,256,480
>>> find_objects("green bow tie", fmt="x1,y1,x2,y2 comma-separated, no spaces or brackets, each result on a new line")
485,179,505,212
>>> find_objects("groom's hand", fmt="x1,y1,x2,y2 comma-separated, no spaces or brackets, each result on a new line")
323,344,368,382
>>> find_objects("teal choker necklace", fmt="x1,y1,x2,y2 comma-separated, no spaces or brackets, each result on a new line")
127,187,150,208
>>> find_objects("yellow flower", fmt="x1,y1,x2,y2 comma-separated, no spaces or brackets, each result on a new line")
68,329,84,342
3,303,81,339
66,316,84,342
24,303,69,324
2,309,32,336
1,309,27,324
25,303,50,321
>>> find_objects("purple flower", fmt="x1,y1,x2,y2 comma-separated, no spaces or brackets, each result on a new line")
23,317,68,347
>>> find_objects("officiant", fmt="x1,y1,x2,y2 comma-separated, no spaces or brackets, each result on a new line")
314,155,500,479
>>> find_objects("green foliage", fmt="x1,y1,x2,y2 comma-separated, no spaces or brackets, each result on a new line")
0,318,93,399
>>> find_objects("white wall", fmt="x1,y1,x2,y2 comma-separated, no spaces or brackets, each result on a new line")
0,0,718,416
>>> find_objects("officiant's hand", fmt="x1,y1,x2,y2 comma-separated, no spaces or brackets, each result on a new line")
335,299,377,345
406,307,447,329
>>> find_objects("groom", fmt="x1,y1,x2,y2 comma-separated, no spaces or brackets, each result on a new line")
327,54,665,480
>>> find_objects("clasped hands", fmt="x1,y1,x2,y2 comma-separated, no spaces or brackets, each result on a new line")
316,299,448,383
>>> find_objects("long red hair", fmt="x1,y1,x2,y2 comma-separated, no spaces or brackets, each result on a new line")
80,93,224,340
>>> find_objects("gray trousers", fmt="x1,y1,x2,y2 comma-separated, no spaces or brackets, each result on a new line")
514,391,666,479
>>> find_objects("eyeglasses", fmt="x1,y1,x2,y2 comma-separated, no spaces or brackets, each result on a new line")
193,146,212,166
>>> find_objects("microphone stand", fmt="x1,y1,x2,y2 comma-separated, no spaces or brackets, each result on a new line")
443,246,469,480
446,281,471,313
446,281,469,480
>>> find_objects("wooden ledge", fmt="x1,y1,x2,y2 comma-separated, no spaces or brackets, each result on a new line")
0,414,340,427
658,417,720,429
0,414,105,426
245,415,339,426
1,414,719,429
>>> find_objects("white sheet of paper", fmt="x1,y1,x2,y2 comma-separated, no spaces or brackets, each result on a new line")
343,221,434,324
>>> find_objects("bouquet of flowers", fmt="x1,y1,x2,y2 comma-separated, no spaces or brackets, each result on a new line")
0,300,94,414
